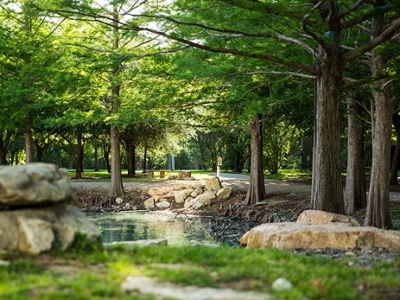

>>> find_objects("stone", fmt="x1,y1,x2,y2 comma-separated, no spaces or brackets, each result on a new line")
193,197,212,210
107,239,168,248
196,191,216,201
144,198,155,209
190,186,203,197
177,170,191,179
115,197,123,205
0,163,76,206
147,187,168,197
155,201,170,208
18,217,54,255
240,222,400,250
0,203,101,254
121,276,271,300
174,189,193,204
272,278,293,291
216,187,232,199
205,176,222,191
297,210,360,226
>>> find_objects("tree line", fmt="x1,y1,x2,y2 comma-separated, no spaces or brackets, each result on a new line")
1,0,400,229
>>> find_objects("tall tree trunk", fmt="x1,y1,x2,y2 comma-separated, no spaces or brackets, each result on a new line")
345,95,366,214
311,48,344,214
364,3,394,229
0,131,12,165
25,127,34,164
244,114,267,205
125,143,136,177
108,2,124,198
365,80,394,229
94,145,99,172
142,142,148,173
109,125,124,197
75,131,83,179
389,113,400,185
103,144,111,173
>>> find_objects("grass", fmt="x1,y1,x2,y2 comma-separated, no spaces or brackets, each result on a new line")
1,244,399,300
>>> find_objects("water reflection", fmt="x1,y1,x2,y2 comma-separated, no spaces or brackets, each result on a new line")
88,211,218,246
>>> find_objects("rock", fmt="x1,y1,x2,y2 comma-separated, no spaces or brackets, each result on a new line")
193,198,210,210
0,163,76,206
144,198,155,209
115,197,123,205
272,278,293,291
190,186,203,197
205,176,222,191
18,217,54,255
297,210,360,226
168,175,178,180
240,222,400,250
184,198,196,209
155,201,170,208
177,170,191,179
196,191,216,201
216,187,232,199
106,239,168,248
0,203,101,254
121,276,270,300
174,189,193,204
147,187,168,197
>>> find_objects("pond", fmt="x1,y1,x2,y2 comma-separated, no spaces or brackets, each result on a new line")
88,211,256,247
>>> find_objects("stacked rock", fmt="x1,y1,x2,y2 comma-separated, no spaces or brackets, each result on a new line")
0,163,101,255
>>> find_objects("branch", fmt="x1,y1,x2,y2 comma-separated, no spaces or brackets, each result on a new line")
244,70,315,79
133,25,318,75
129,13,316,55
338,0,367,18
341,4,392,29
343,18,400,64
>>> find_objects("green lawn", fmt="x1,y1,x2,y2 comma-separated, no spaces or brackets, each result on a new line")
0,243,398,300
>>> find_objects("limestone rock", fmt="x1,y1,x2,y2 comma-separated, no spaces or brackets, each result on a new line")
144,198,155,209
174,189,193,204
196,191,216,201
147,187,168,197
0,203,101,255
18,217,54,255
193,198,211,210
205,176,222,191
240,222,400,250
0,163,76,206
216,187,232,199
115,198,124,205
297,210,360,226
177,170,191,179
156,201,170,208
190,186,203,197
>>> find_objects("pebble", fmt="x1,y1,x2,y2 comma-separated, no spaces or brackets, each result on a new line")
292,247,400,267
272,278,293,291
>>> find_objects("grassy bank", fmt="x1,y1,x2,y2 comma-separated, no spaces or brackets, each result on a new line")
1,243,399,300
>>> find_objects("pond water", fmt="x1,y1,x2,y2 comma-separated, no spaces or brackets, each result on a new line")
88,211,254,246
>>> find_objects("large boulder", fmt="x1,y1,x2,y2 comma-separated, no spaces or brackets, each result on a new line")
240,222,400,250
0,203,101,255
0,163,76,206
297,210,360,226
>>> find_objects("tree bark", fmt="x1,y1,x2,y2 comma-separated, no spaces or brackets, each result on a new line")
25,127,34,164
311,47,344,214
109,125,124,197
244,114,267,205
389,113,400,185
345,95,366,214
94,145,99,172
0,131,12,165
364,2,394,229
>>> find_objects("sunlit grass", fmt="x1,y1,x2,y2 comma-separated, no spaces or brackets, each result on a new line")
1,244,399,300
